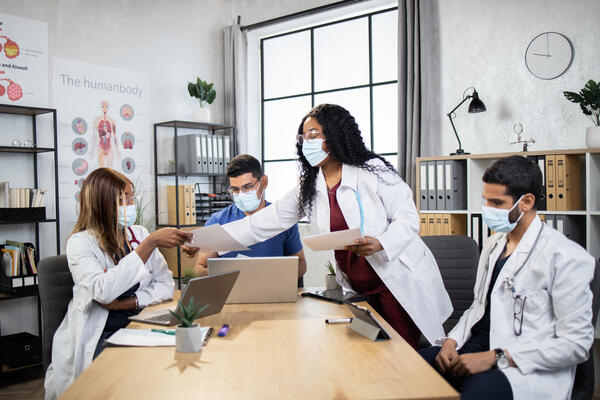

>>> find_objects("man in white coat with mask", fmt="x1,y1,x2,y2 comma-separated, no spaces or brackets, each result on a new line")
419,155,595,400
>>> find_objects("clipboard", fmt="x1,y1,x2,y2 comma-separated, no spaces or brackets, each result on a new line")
344,302,390,341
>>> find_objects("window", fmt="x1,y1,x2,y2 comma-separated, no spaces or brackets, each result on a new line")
260,7,398,201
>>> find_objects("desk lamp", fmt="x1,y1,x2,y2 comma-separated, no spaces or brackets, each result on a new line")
447,87,486,155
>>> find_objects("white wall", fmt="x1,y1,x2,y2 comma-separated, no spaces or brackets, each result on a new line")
433,0,600,156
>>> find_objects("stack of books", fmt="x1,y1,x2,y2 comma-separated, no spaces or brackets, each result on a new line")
1,240,37,277
0,182,47,208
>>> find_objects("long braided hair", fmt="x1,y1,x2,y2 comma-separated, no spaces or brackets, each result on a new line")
296,104,398,216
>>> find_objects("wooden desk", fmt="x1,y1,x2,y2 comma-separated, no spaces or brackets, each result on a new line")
60,294,458,399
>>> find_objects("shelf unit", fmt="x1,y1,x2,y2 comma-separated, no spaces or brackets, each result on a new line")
153,120,236,285
0,103,60,374
416,148,600,260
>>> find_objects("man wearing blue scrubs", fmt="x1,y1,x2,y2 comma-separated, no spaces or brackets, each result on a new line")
192,154,307,279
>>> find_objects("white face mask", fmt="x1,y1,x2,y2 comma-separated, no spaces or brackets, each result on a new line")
481,195,524,233
117,204,137,227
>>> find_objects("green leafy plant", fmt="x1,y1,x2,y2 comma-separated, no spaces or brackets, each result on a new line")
187,77,216,108
564,79,600,126
169,297,209,328
181,268,196,285
325,260,335,275
132,171,155,231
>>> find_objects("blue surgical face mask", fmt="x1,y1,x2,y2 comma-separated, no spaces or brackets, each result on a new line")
481,195,524,233
234,190,262,213
302,138,329,167
118,204,137,227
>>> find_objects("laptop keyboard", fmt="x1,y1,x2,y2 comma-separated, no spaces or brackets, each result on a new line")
146,313,171,323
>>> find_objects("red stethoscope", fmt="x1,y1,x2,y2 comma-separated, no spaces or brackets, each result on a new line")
127,227,141,249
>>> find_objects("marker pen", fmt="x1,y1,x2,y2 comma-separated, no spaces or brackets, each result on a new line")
218,324,230,337
325,318,352,324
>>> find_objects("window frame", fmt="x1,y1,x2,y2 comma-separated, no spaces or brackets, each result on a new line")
260,6,399,170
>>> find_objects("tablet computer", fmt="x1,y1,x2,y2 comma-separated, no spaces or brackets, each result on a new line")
344,302,391,341
301,289,369,304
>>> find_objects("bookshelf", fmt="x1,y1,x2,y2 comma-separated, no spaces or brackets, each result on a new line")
0,104,60,374
153,120,236,286
416,148,600,260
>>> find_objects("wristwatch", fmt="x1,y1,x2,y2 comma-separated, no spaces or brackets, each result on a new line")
494,348,510,369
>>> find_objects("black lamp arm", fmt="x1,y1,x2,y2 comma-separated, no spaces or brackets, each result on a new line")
446,95,473,152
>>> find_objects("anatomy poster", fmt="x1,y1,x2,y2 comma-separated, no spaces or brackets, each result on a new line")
0,13,48,106
53,58,150,245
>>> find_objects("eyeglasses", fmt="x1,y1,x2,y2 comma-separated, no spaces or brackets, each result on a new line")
513,294,526,336
228,176,262,196
119,192,138,205
296,129,325,145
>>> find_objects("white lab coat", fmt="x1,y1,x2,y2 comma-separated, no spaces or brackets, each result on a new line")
224,158,452,343
448,215,595,400
44,225,174,400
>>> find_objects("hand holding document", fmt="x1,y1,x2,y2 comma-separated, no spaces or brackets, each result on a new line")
184,224,249,252
302,228,363,251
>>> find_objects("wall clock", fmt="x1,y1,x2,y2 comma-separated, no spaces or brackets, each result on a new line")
525,32,574,80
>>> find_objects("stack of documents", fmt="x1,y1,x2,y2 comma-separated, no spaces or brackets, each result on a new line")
302,228,363,251
106,327,210,347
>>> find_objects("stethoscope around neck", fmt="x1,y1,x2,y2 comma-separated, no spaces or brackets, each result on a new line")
476,222,545,303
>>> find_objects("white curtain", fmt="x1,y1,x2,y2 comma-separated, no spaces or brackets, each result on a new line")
224,24,248,156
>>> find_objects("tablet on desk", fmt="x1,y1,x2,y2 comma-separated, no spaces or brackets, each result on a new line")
301,289,369,304
344,302,391,341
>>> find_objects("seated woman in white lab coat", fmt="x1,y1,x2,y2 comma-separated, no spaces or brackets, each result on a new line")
223,104,452,348
44,168,193,400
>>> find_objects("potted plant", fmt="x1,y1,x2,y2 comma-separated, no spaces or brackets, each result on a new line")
169,297,209,353
563,79,600,148
180,268,196,293
324,260,341,290
187,77,216,122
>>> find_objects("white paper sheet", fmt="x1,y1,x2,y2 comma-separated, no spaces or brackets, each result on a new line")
105,327,210,347
302,228,363,251
184,224,249,252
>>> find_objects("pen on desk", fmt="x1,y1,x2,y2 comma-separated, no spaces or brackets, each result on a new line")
150,328,176,335
325,318,353,324
218,324,230,337
203,327,214,345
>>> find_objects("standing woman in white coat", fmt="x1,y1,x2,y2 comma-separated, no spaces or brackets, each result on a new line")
224,104,451,347
44,168,192,400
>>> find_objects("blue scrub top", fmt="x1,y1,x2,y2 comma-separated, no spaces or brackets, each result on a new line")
205,201,303,258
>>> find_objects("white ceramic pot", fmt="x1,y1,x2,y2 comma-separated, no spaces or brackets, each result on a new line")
325,274,341,290
175,324,204,353
586,126,600,148
193,106,211,122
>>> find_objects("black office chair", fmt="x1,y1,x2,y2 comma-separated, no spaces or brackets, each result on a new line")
37,255,74,371
571,259,600,400
422,235,480,334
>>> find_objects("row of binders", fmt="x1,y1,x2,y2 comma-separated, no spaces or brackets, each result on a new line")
0,241,37,277
419,160,467,210
530,154,583,211
166,185,197,225
419,214,467,236
469,213,585,250
0,182,47,208
176,134,231,175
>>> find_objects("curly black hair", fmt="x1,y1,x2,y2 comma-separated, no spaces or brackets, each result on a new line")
296,104,398,216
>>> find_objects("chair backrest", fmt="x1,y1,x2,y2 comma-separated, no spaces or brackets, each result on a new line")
422,235,480,334
37,255,74,371
571,259,600,400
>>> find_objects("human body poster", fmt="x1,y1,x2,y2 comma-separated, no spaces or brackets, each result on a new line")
53,58,150,245
0,13,48,106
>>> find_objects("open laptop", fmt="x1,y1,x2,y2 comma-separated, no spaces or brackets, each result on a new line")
207,256,298,304
128,270,240,326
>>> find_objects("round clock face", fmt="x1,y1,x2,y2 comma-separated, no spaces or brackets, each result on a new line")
525,32,574,80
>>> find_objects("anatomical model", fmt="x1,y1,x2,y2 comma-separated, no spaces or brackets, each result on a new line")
93,101,120,168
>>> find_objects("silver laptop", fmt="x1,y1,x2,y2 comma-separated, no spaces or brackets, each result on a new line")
207,257,298,304
128,270,240,326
